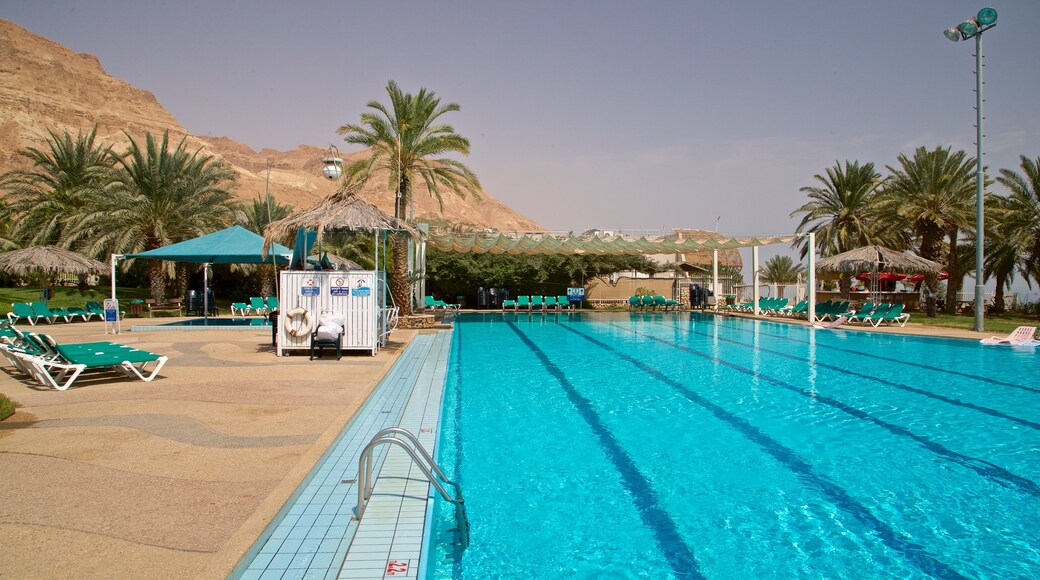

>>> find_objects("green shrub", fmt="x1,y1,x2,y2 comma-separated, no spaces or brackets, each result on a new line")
0,393,16,421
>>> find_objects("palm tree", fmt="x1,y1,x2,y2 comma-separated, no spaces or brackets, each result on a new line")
76,132,238,300
790,160,888,295
0,126,116,247
239,192,294,297
759,255,805,298
337,80,481,314
994,155,1040,292
879,146,977,314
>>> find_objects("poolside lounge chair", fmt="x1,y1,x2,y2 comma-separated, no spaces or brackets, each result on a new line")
531,296,544,311
641,295,657,310
66,306,95,322
778,300,808,317
653,295,679,311
868,303,910,327
628,296,642,311
516,296,531,310
249,297,268,316
557,296,571,311
501,298,517,310
980,325,1037,345
18,336,168,390
30,301,68,323
424,296,459,311
846,302,876,325
231,302,251,316
544,296,558,310
266,296,279,312
8,302,42,326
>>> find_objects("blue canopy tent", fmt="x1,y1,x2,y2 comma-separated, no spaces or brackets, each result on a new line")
116,225,293,319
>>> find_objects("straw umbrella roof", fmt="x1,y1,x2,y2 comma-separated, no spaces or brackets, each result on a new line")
815,245,943,274
314,253,363,270
264,194,418,250
0,246,107,277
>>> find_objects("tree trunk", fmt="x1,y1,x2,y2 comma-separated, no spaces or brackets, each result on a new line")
391,234,412,316
174,264,189,301
919,229,944,318
259,264,276,299
838,273,852,298
942,232,958,314
149,262,166,302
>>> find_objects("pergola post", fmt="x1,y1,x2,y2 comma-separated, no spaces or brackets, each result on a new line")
807,232,816,323
752,246,760,316
712,249,719,308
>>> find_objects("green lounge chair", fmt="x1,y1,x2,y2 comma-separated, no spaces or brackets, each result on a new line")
27,339,168,390
266,296,279,312
847,302,876,324
642,295,657,310
516,296,531,310
557,296,571,311
531,296,544,310
869,303,910,327
778,300,807,317
30,301,67,323
8,302,41,326
544,296,558,310
231,302,251,316
501,298,517,310
66,306,95,322
628,296,642,311
653,295,679,311
859,303,890,325
249,297,268,316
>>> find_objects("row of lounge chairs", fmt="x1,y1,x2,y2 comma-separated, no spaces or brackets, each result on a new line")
7,301,110,326
502,295,573,311
0,323,168,390
628,295,679,311
230,296,279,316
726,298,912,327
424,296,459,311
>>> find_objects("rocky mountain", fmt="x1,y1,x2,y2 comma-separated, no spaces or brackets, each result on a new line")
0,19,540,232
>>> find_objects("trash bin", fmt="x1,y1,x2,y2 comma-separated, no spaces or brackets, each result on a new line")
128,299,144,317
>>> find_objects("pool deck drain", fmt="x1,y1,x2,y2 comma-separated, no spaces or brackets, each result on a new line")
234,330,451,579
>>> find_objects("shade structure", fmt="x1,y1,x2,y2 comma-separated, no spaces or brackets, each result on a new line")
426,232,795,256
126,225,292,264
264,194,418,247
816,245,943,304
0,246,107,277
815,246,943,275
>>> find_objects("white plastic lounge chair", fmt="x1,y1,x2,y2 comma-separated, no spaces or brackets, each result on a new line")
980,326,1037,345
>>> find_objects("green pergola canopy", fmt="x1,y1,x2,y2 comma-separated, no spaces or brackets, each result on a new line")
427,232,796,256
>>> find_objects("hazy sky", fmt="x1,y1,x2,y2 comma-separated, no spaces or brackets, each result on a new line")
4,1,1040,296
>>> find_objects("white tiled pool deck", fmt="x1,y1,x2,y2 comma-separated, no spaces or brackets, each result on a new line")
233,329,452,580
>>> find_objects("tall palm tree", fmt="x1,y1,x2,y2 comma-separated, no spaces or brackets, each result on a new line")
790,160,888,295
994,155,1040,291
0,126,116,247
239,192,294,297
75,132,238,300
759,255,805,298
337,80,481,314
879,146,977,314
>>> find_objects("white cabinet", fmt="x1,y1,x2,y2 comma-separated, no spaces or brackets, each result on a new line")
276,270,387,356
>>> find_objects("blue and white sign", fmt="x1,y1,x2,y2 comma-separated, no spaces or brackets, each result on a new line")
353,286,371,297
567,287,585,301
103,299,119,322
300,277,320,296
330,277,350,296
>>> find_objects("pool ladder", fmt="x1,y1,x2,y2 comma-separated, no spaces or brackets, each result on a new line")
356,427,470,549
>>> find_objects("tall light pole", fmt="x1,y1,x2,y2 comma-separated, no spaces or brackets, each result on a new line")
944,7,997,332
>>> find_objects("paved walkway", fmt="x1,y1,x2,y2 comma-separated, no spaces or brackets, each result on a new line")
0,318,416,580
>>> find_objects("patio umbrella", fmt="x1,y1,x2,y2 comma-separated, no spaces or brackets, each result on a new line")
0,245,107,277
816,245,943,304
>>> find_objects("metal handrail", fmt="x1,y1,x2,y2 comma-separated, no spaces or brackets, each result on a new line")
355,427,469,547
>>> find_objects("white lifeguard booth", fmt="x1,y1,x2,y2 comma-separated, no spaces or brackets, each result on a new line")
276,270,388,356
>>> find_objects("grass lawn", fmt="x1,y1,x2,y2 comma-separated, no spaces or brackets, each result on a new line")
0,286,235,318
910,311,1039,335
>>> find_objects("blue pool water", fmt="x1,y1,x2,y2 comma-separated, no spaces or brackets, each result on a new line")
428,312,1040,579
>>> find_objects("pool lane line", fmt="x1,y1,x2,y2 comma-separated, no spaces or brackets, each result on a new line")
505,321,704,580
707,314,1040,395
650,319,1040,433
449,324,466,578
559,322,970,580
606,320,1040,500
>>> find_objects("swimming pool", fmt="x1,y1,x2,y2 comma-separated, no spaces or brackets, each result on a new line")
427,312,1039,578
